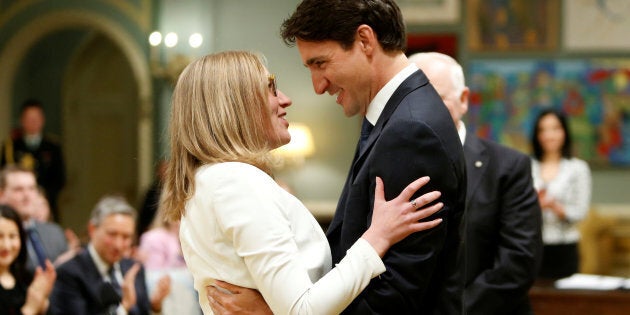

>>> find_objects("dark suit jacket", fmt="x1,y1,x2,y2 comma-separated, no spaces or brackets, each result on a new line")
26,220,68,272
49,250,151,315
327,70,467,315
462,133,542,315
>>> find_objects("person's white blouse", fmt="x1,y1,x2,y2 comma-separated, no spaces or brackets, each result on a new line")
531,157,592,244
180,162,385,315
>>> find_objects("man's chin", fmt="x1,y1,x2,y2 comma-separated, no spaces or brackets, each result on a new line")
342,106,359,118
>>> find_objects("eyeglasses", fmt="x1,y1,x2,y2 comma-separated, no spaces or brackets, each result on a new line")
268,74,278,97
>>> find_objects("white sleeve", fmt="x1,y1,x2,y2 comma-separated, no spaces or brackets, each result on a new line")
212,165,385,315
564,159,592,222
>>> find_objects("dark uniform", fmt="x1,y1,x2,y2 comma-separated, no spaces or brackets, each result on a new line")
2,130,66,221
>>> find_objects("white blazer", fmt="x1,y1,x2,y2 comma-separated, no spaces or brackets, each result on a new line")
180,162,385,315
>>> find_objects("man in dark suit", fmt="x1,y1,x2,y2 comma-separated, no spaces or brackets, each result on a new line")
49,195,170,315
280,1,466,314
0,165,73,272
1,99,66,221
410,52,543,315
204,1,466,314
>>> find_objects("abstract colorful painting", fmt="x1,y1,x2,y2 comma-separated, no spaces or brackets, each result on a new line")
467,59,630,166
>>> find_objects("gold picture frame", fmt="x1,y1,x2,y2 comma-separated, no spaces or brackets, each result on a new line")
399,0,460,25
467,0,559,52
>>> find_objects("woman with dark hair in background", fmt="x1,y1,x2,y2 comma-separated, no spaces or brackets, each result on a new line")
0,204,56,314
531,109,592,279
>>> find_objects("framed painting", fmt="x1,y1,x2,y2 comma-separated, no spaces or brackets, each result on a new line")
467,0,559,52
564,0,630,51
467,59,630,167
398,0,460,25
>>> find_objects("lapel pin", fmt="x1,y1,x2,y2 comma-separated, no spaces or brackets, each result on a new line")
475,161,483,168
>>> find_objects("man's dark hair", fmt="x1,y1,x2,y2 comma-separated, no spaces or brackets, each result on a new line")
531,109,573,160
19,98,44,115
280,0,406,52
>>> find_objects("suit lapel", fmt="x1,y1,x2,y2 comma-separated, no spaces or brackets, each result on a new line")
330,70,430,235
77,250,109,304
463,133,488,206
350,70,428,181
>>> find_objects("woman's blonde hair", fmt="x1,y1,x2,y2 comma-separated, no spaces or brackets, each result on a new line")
160,51,275,222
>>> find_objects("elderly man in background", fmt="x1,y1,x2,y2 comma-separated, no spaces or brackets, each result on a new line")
49,195,170,315
409,52,542,315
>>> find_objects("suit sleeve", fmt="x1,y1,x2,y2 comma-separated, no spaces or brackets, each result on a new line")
49,264,90,315
343,119,466,314
43,223,70,262
465,154,543,314
563,159,591,223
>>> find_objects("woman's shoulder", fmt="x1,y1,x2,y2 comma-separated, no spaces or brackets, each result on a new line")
195,162,274,190
530,157,541,169
564,157,591,171
197,162,270,179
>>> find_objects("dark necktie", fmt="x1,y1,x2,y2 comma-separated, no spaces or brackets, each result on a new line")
108,266,122,296
359,117,374,152
27,227,48,268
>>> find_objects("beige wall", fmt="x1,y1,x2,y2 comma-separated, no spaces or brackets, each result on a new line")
202,0,630,206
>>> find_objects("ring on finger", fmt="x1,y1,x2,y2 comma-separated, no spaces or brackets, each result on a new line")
410,199,417,208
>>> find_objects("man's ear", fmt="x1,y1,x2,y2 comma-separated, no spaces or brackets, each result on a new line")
356,24,377,55
460,87,470,115
87,222,96,238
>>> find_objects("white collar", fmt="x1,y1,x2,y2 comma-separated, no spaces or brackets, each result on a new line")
365,63,418,125
88,243,118,278
458,121,467,145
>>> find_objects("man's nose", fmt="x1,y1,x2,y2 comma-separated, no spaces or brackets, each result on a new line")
311,72,328,95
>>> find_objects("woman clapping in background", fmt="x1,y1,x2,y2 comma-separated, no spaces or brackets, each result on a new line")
0,204,56,314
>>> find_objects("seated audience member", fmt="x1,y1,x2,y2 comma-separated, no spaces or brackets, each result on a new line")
29,189,81,266
30,189,51,223
0,165,76,271
49,195,170,315
0,204,56,315
138,219,201,315
137,220,185,270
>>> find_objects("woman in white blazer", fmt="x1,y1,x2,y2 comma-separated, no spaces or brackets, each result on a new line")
159,51,444,315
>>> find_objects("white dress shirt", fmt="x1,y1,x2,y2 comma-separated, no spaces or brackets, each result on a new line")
180,162,385,315
531,158,592,244
88,244,127,315
365,63,418,125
